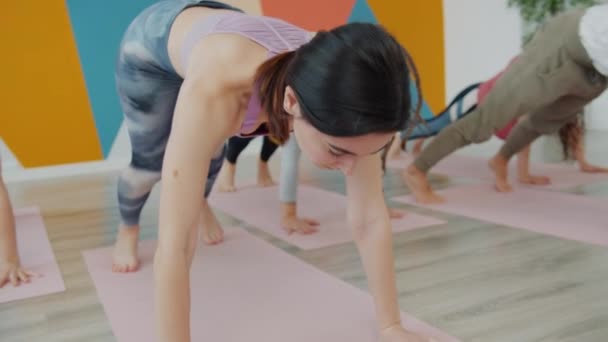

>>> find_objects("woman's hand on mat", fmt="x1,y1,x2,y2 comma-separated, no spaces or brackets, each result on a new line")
0,260,38,288
580,163,608,173
280,215,320,235
380,324,436,342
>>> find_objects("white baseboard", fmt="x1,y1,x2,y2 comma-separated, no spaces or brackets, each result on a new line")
2,158,130,184
2,138,263,184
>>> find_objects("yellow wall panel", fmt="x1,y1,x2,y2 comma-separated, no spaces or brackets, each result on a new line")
0,2,102,167
368,0,446,113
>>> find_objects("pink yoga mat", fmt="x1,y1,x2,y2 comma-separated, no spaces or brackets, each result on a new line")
393,183,608,246
83,228,458,342
209,184,446,250
387,153,608,190
0,207,65,303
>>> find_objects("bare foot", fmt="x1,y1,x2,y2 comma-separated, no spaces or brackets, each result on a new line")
200,203,224,245
401,164,445,204
281,215,320,235
257,161,275,187
388,207,406,219
216,160,236,192
519,174,551,185
112,225,140,273
489,155,512,192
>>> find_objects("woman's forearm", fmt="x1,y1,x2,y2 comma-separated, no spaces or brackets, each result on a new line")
154,249,191,342
0,179,18,262
351,216,401,330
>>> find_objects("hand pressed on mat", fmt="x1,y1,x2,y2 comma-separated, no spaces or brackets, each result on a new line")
0,260,39,288
280,203,319,235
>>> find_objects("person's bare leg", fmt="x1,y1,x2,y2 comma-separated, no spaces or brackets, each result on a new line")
113,167,160,273
488,153,513,192
215,160,236,192
257,160,275,187
516,144,551,185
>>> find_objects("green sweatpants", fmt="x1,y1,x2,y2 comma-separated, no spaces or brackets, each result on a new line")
414,8,607,173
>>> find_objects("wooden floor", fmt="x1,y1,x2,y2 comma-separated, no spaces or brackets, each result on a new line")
1,150,608,342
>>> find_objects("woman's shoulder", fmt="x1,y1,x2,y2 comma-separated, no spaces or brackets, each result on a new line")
184,33,268,89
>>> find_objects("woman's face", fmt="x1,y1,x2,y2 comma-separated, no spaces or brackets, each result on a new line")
283,87,394,176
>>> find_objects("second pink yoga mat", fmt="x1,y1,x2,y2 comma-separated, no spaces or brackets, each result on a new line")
387,153,608,190
209,184,446,249
0,207,65,303
83,228,458,341
392,183,608,246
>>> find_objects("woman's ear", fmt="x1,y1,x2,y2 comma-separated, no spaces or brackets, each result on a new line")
283,86,300,117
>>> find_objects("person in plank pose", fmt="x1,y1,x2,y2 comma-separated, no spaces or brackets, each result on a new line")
113,1,430,341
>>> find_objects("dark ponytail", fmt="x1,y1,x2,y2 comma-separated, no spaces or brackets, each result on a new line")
257,23,422,146
254,51,296,145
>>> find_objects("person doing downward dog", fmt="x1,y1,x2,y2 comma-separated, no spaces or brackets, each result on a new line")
485,60,608,190
114,1,429,341
403,4,608,203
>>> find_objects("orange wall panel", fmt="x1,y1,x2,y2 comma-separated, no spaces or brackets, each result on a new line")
368,0,446,113
0,2,102,167
261,0,356,31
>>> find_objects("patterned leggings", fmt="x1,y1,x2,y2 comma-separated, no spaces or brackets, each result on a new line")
114,0,241,226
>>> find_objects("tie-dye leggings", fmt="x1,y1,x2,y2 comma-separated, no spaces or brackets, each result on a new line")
114,0,241,226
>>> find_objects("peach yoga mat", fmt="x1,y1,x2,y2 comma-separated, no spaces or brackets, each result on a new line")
0,207,65,303
387,153,608,190
392,183,608,246
209,184,446,250
83,228,458,341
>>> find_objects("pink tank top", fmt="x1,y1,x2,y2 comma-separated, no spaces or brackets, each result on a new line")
478,57,518,140
180,11,312,137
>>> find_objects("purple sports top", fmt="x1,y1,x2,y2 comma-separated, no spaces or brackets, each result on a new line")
180,11,312,137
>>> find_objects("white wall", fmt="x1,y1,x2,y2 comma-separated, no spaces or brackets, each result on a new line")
441,0,525,159
443,0,523,107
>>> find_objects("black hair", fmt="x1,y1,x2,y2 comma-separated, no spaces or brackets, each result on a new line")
256,22,422,144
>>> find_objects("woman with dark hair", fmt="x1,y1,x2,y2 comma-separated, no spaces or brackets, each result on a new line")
113,1,427,341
